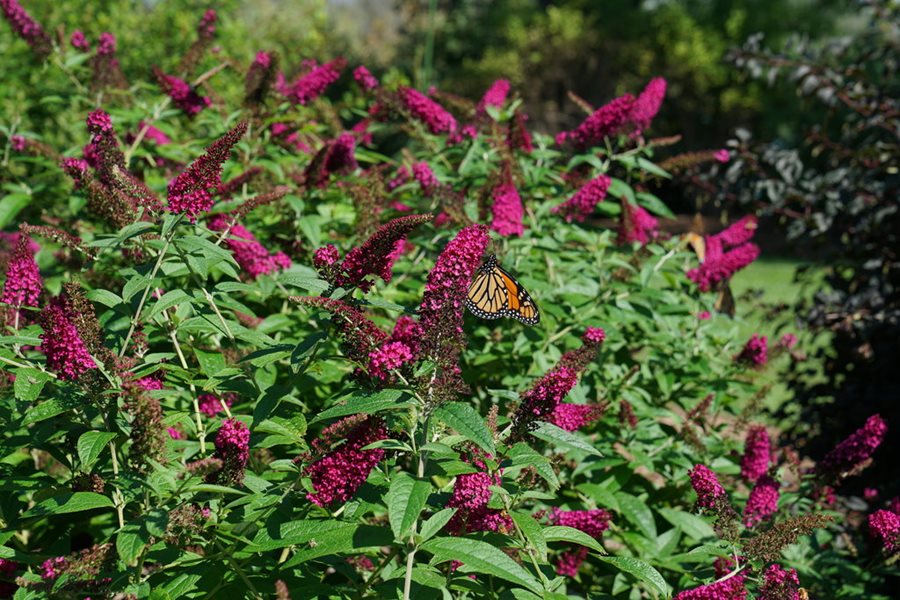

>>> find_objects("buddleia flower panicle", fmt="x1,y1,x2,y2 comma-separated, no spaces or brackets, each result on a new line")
445,451,512,535
207,215,291,279
741,425,771,482
817,413,887,479
507,110,534,153
618,201,658,245
489,181,525,237
551,402,607,432
304,415,387,506
244,51,278,108
629,77,667,135
336,214,432,292
294,297,388,364
1,0,52,58
476,79,510,116
197,392,233,417
167,122,247,220
688,243,760,291
178,9,217,73
758,564,801,600
37,543,116,592
547,508,612,576
743,475,780,527
715,149,730,163
868,509,899,553
282,57,346,105
387,166,410,191
353,65,379,92
710,215,757,248
556,94,636,148
39,297,96,380
673,575,747,600
367,341,414,383
552,174,611,222
123,380,167,470
70,29,89,51
398,86,459,135
213,418,250,485
412,162,439,196
304,132,358,186
418,224,490,361
689,464,727,510
1,234,41,315
153,67,212,117
90,32,128,92
735,334,768,367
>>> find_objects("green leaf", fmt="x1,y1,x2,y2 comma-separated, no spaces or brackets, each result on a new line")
510,511,548,562
22,492,113,518
386,473,432,540
311,389,411,423
22,397,71,425
418,508,456,543
77,431,117,471
86,289,125,309
13,368,49,402
658,507,715,541
422,537,543,594
255,416,307,443
636,192,675,219
530,422,601,456
116,524,148,565
0,194,31,229
637,157,671,179
543,525,606,555
279,272,329,294
615,493,657,540
508,443,559,490
597,556,668,597
193,348,227,376
432,402,496,455
146,290,192,320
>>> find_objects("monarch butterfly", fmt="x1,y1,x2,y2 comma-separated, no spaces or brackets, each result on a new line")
466,254,540,325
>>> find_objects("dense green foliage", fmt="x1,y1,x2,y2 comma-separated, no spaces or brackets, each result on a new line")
0,2,896,599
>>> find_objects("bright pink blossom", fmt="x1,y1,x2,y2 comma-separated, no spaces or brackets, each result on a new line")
552,175,611,222
399,86,458,135
368,341,414,381
39,298,96,380
583,327,606,345
282,58,346,105
818,414,887,477
1,0,52,57
868,509,900,552
736,334,768,366
689,464,726,509
446,456,512,535
758,564,801,600
1,234,41,311
618,202,658,245
688,243,760,292
743,475,779,527
629,77,666,134
555,546,589,577
714,149,730,163
477,79,510,115
214,418,250,485
548,508,612,538
337,214,432,292
353,65,378,91
489,182,524,237
710,216,757,248
551,403,603,432
208,215,290,278
167,122,247,219
412,162,439,197
198,393,232,417
673,575,747,600
780,333,798,350
740,425,771,483
139,122,171,146
154,69,212,117
305,416,387,506
70,30,89,51
557,94,636,148
515,367,578,431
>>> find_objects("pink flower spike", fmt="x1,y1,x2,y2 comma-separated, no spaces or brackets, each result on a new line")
1,0,52,57
868,509,900,553
557,94,636,149
689,464,726,509
38,298,96,380
213,418,250,485
154,68,212,117
735,334,768,367
758,564,801,600
70,30,89,51
740,425,771,483
714,149,730,163
743,475,780,527
817,414,887,478
305,416,387,506
489,182,524,237
552,175,611,223
1,234,42,311
477,79,511,115
337,214,432,292
673,575,747,600
618,202,658,246
353,65,379,92
399,86,458,135
208,215,290,278
629,77,667,135
283,57,346,105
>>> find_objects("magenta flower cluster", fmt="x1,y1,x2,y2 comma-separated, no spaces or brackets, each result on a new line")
818,413,887,477
477,79,510,115
868,509,899,553
207,215,291,279
556,94,635,148
167,122,247,220
758,564,801,600
688,216,760,291
673,575,747,600
551,403,602,432
446,456,513,535
489,182,525,237
155,70,212,117
412,162,439,196
630,78,667,135
740,425,771,482
552,175,611,222
735,334,768,367
282,58,346,105
39,298,96,380
618,202,658,245
689,464,726,509
399,86,458,135
547,508,611,576
305,416,387,506
367,341,414,382
353,65,379,92
1,234,41,311
1,0,52,57
70,29,89,51
214,418,250,485
198,393,232,417
516,367,578,428
743,475,779,527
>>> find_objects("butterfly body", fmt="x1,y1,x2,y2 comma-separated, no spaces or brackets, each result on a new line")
466,254,540,325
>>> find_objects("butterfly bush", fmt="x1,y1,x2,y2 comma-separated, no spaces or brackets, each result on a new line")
0,9,892,599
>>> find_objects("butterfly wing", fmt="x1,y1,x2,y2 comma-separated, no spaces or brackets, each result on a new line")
465,258,540,325
685,232,707,262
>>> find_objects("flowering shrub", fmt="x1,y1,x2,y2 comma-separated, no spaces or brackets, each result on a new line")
0,3,895,599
